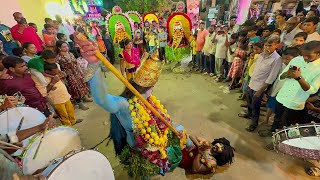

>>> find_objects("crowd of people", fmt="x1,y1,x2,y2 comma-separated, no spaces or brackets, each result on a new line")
0,3,320,179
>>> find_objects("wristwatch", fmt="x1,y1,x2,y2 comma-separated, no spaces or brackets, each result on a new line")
295,76,302,81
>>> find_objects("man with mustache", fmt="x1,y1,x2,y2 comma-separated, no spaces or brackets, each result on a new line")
10,12,44,53
0,56,51,117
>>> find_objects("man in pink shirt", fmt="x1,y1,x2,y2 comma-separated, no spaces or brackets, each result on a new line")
195,22,208,72
11,12,44,53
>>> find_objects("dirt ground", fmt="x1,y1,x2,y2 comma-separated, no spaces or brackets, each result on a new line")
73,66,317,180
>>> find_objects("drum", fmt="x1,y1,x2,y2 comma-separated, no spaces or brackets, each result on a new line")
41,150,115,180
22,127,82,175
272,122,320,160
0,107,46,133
0,107,46,156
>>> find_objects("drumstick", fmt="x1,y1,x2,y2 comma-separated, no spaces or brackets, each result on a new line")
16,117,24,131
0,145,25,150
33,126,48,159
0,140,24,150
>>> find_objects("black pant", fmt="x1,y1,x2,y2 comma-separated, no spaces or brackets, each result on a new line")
271,100,305,132
159,47,165,61
246,88,264,128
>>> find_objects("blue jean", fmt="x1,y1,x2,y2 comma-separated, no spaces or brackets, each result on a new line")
246,88,264,128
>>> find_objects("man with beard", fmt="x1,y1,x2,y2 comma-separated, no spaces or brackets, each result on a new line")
10,12,44,53
0,56,50,116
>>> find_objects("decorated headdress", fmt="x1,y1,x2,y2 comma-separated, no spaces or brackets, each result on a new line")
133,50,162,87
167,12,192,41
143,12,159,23
126,11,143,24
105,6,132,42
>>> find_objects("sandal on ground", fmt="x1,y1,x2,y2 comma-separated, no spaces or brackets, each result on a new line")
245,125,256,132
238,113,251,119
258,129,273,137
306,167,320,177
265,143,274,151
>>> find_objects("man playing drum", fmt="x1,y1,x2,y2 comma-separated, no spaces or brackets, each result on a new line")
0,96,55,180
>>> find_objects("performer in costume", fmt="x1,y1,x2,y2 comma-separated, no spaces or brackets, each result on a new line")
119,39,141,81
73,33,235,179
105,6,132,62
166,12,192,62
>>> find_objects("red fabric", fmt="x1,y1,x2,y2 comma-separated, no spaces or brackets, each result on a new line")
11,25,43,52
228,57,243,78
179,147,197,170
0,71,47,112
122,48,141,67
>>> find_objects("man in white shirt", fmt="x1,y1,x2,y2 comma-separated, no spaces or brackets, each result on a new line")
303,16,320,43
271,41,320,132
241,36,283,132
212,28,227,80
281,17,302,47
202,25,215,75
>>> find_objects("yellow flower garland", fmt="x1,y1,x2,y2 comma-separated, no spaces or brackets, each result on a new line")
129,95,171,159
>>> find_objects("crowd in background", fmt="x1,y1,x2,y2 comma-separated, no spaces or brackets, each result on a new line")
191,6,320,151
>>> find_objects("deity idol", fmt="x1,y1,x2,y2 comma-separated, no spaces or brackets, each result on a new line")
105,6,132,61
166,12,192,62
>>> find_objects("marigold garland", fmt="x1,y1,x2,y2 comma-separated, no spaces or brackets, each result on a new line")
129,95,171,159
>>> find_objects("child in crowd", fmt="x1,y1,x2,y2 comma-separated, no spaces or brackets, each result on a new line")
57,33,68,42
290,32,308,47
147,31,156,54
12,47,24,57
28,50,62,89
43,24,56,52
133,32,144,56
240,42,264,100
225,33,238,81
44,63,78,126
247,25,261,43
227,39,247,89
261,25,273,41
213,27,227,81
189,34,197,67
263,47,301,125
158,27,168,62
272,29,282,36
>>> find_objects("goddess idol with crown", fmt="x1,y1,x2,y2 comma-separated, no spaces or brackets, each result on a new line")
74,33,235,179
165,12,192,62
105,6,132,61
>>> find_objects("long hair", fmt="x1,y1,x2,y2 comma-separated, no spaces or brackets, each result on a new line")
211,137,235,166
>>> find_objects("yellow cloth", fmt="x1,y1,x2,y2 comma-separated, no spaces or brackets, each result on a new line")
45,77,71,104
53,100,76,126
190,40,196,55
31,75,47,97
248,54,259,77
148,35,156,46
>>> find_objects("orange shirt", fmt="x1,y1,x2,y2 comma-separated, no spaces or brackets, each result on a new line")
43,34,56,52
196,29,208,52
